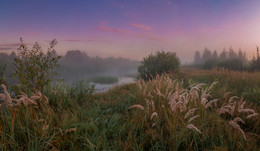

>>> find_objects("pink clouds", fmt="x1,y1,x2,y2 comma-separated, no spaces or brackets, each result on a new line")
131,23,151,30
97,25,129,34
95,24,165,42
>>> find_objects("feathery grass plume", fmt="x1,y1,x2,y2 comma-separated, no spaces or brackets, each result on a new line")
14,96,37,107
205,99,219,109
191,83,207,91
128,104,144,110
189,89,200,100
224,92,232,99
218,108,233,116
156,87,165,98
238,100,246,110
219,103,236,116
169,100,183,112
184,108,198,119
206,81,218,92
201,97,208,105
152,122,156,128
145,98,151,108
246,113,259,119
228,96,239,104
150,112,158,120
229,121,246,140
188,115,200,122
233,117,245,124
1,84,12,106
238,108,255,114
201,88,212,98
187,124,202,134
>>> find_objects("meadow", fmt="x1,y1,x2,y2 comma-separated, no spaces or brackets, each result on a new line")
0,68,259,151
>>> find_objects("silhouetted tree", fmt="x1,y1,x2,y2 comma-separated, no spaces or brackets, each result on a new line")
194,51,202,65
219,49,227,60
212,50,218,59
202,48,212,62
228,47,237,59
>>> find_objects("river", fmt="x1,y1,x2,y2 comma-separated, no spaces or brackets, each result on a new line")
91,76,136,93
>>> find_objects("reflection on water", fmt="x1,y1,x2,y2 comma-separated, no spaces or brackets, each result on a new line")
91,76,135,93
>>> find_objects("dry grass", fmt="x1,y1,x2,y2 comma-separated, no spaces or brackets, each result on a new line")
129,74,260,150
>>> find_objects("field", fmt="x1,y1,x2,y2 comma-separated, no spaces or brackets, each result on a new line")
0,68,259,151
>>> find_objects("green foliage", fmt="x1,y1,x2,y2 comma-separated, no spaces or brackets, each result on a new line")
138,51,180,80
13,38,61,93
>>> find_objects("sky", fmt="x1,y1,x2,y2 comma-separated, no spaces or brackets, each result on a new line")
0,0,260,63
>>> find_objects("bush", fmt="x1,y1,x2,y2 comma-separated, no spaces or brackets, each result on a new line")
13,38,61,93
138,51,180,80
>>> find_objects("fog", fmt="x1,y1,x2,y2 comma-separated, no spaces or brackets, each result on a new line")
0,50,139,87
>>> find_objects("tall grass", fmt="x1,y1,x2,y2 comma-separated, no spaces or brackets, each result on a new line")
0,70,259,150
171,68,260,104
128,74,260,150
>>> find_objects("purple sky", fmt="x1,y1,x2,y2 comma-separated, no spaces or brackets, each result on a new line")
1,0,260,63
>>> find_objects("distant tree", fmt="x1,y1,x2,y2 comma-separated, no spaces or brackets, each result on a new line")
257,46,259,60
219,49,227,60
202,48,212,62
249,46,260,71
238,48,247,63
64,50,89,61
218,58,243,70
228,47,237,59
194,51,202,65
212,50,218,59
13,38,61,93
138,51,180,80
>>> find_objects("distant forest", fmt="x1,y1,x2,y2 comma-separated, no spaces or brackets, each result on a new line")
0,50,139,83
193,47,260,71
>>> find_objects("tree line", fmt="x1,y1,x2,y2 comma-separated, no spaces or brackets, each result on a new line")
193,47,260,71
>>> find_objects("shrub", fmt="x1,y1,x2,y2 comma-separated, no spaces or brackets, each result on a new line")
138,51,180,80
13,38,61,93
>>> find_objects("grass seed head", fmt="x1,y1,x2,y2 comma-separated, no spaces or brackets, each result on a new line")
187,124,202,134
128,104,145,110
